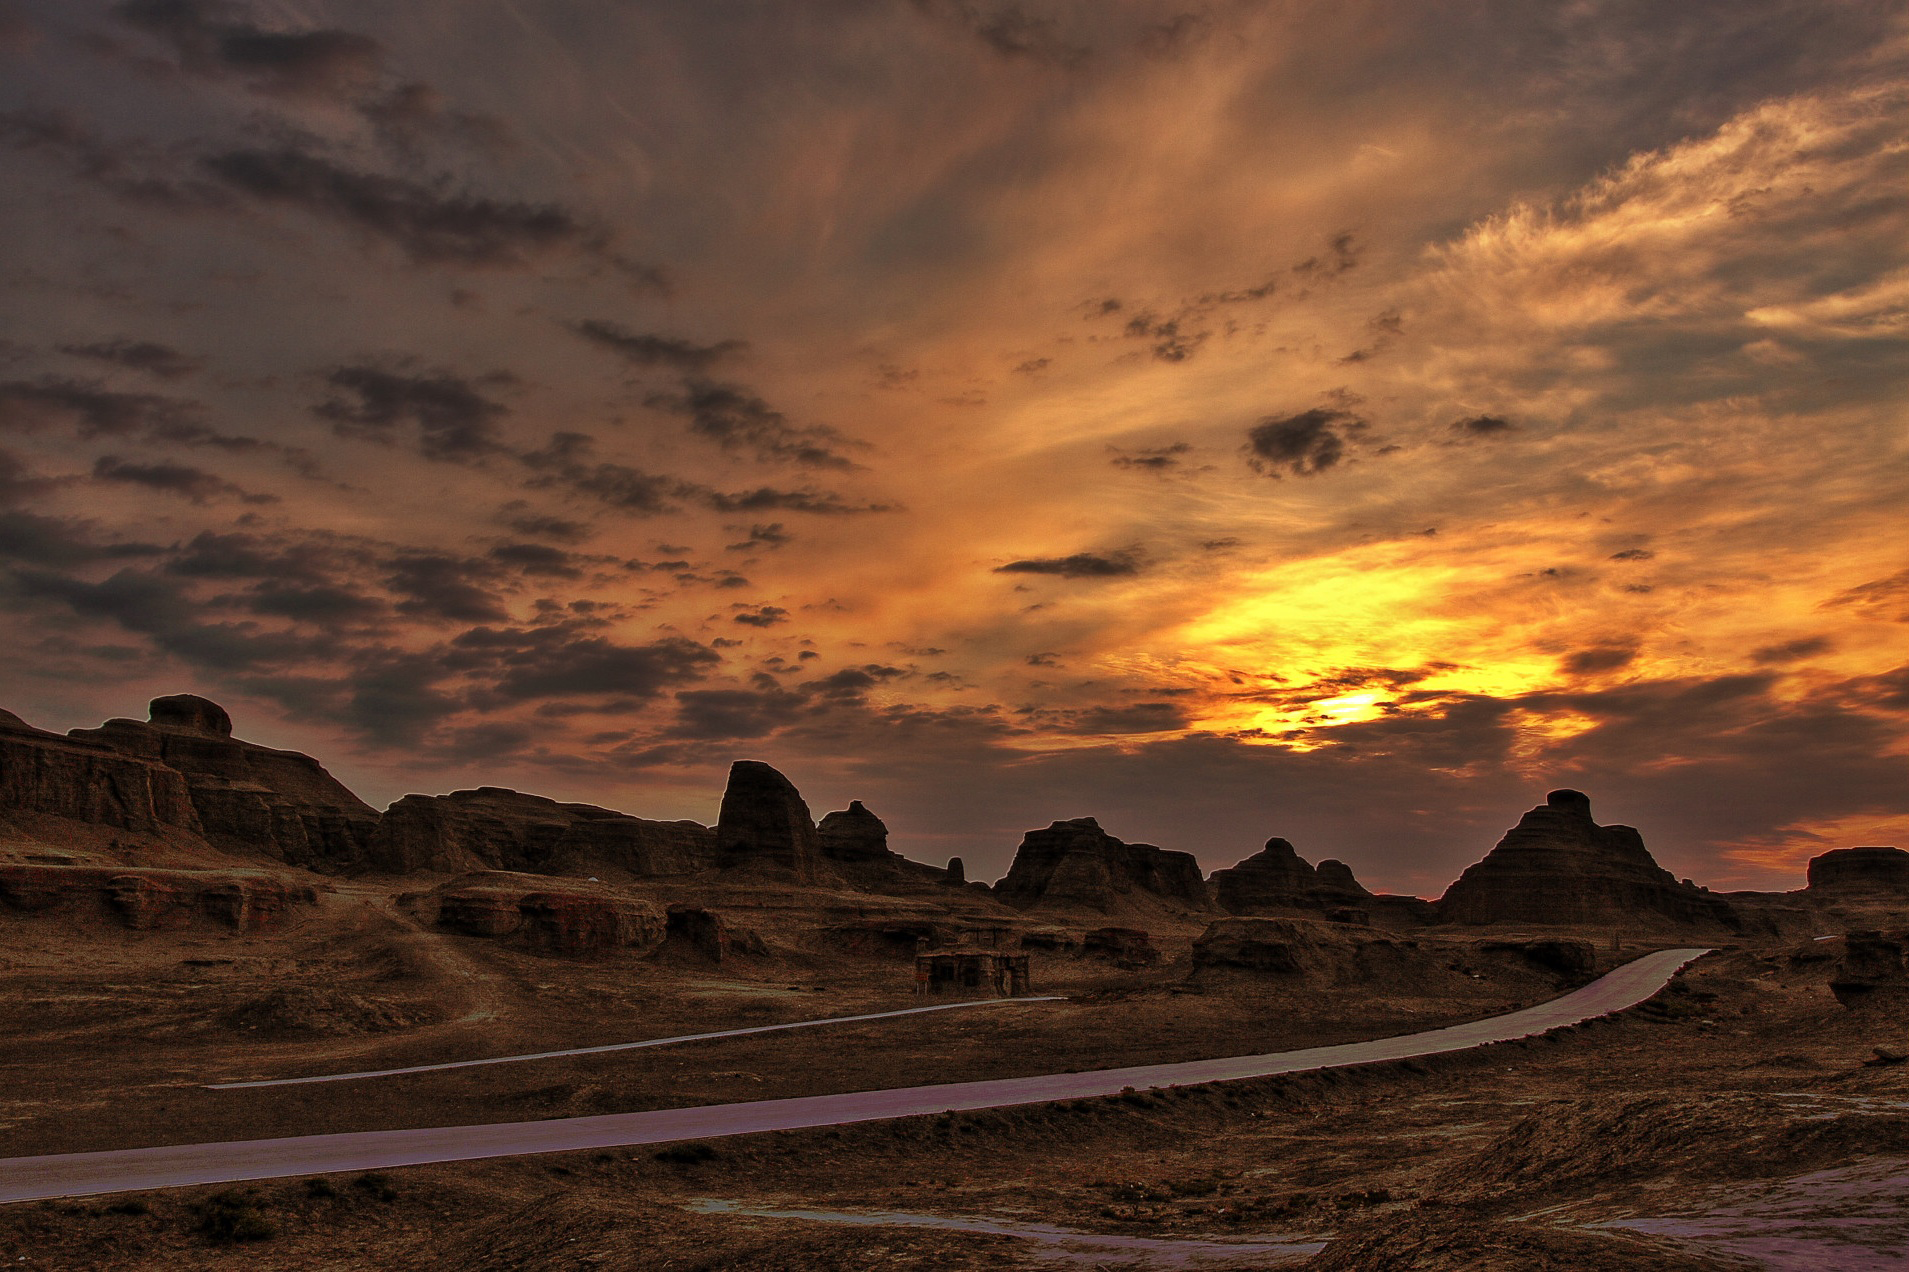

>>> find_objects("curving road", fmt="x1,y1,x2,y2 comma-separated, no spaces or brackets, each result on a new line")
0,947,1707,1204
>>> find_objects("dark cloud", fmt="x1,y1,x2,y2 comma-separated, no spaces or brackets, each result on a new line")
315,366,508,462
10,565,319,670
1609,548,1656,562
0,511,162,567
1560,645,1639,676
0,108,206,207
1110,442,1190,471
244,582,384,623
56,339,203,381
645,379,860,469
361,82,513,154
496,505,592,544
995,549,1141,578
667,686,807,740
1825,569,1909,622
91,454,276,504
383,553,510,623
725,522,789,552
111,1,383,100
202,148,585,267
1122,312,1205,362
1291,232,1360,277
1451,414,1515,436
521,434,704,516
165,529,341,583
450,624,720,701
569,320,745,371
1244,408,1360,478
1060,701,1191,734
732,605,788,627
1752,637,1834,664
808,664,909,699
0,448,68,507
704,486,894,515
1012,358,1050,375
0,377,198,437
487,543,584,579
917,1,1089,67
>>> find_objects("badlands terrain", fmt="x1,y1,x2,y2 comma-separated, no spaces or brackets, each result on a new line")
2,695,1907,1269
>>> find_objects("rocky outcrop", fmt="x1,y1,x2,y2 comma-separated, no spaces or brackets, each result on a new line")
1191,916,1418,982
1829,930,1909,1008
0,863,313,931
0,708,203,835
1082,927,1159,967
1436,790,1741,930
1808,846,1909,895
663,905,766,962
1473,937,1596,982
945,857,966,885
71,696,377,872
1210,837,1371,915
715,760,833,883
993,817,1214,914
816,801,887,863
368,787,714,877
430,882,666,959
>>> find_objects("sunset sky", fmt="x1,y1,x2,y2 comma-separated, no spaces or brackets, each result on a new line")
2,1,1905,894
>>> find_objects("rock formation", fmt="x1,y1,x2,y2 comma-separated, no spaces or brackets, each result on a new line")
1191,916,1418,983
1210,837,1371,915
1436,789,1741,929
368,787,714,876
993,817,1214,913
428,882,666,959
1808,846,1909,895
0,708,203,836
944,857,966,885
1829,930,1909,1007
1082,926,1159,966
0,863,313,931
71,695,378,872
714,760,833,883
816,801,888,863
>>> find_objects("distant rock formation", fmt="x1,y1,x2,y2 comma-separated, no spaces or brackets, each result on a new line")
0,863,313,932
816,801,888,863
1082,926,1159,966
993,817,1214,914
71,695,378,872
428,882,667,959
944,857,966,885
715,760,834,883
1191,916,1417,982
368,787,714,876
0,708,203,836
1210,837,1371,915
1436,789,1741,929
1808,846,1909,895
1830,930,1909,1008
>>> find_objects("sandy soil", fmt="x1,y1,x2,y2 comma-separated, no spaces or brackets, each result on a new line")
2,878,1905,1270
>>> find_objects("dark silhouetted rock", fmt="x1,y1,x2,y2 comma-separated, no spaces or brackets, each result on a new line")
1830,930,1909,1008
0,863,312,932
0,708,203,835
1474,937,1597,982
430,883,665,959
369,787,714,877
1191,916,1436,988
1083,926,1158,967
1808,846,1909,894
72,697,377,872
1210,837,1371,915
944,857,966,885
816,801,888,863
1437,790,1741,929
993,817,1214,914
664,905,766,962
715,760,832,883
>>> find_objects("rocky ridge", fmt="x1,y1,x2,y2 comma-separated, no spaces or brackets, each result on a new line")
993,817,1214,914
1210,837,1370,916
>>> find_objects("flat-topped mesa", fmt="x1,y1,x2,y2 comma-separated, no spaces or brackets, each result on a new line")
0,707,203,836
70,695,377,872
368,787,715,876
1808,846,1909,895
1210,837,1371,915
1436,788,1740,929
993,816,1215,914
714,760,834,884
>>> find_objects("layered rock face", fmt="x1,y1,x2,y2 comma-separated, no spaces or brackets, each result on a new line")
0,863,313,931
71,696,378,872
816,801,888,863
993,817,1213,913
1808,847,1909,895
430,883,667,959
715,760,832,882
0,709,203,836
1436,789,1741,929
368,787,715,876
1210,837,1371,915
1829,930,1909,1008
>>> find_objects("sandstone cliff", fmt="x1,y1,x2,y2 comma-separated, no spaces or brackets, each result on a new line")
71,695,377,872
1808,846,1909,895
1436,789,1741,929
1209,837,1371,915
0,862,314,931
368,786,715,876
0,708,204,837
992,817,1214,914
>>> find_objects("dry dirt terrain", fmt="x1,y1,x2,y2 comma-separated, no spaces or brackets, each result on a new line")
2,880,1906,1271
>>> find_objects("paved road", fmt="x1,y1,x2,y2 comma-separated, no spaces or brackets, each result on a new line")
209,996,1068,1089
0,948,1707,1204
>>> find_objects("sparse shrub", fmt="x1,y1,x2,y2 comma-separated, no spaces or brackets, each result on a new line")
351,1172,398,1202
193,1190,274,1243
653,1142,719,1164
303,1178,338,1199
103,1199,150,1216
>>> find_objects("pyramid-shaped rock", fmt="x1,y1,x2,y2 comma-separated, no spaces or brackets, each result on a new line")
993,817,1214,913
1437,789,1739,929
1210,837,1370,914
